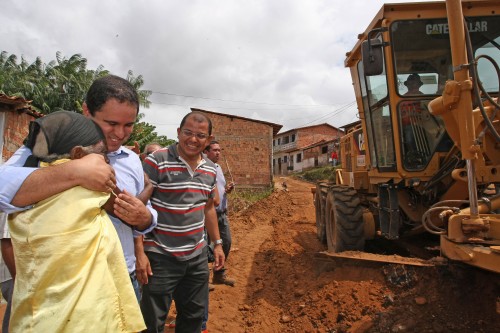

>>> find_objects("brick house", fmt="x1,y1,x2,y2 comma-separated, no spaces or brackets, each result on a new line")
301,138,339,169
273,124,343,174
191,108,282,189
0,94,41,163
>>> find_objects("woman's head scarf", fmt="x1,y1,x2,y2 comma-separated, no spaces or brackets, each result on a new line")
23,111,105,167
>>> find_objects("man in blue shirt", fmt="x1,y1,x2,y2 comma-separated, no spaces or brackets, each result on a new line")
0,75,157,299
204,140,236,286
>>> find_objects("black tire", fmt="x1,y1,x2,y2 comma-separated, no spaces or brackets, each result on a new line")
315,185,326,244
325,186,365,252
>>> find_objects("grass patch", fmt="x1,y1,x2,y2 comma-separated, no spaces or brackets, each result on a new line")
295,166,337,183
229,186,274,213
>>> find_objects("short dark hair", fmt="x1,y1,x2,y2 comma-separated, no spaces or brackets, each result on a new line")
144,142,161,154
85,75,140,115
204,140,219,152
180,112,212,135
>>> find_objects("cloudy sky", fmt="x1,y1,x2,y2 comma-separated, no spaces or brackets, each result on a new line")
2,0,437,140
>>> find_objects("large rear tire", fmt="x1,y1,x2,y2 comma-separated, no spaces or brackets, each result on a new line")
325,186,365,252
315,185,326,244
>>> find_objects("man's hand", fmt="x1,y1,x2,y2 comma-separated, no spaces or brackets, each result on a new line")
73,154,116,193
126,141,141,154
212,244,225,271
114,189,152,230
204,197,224,269
135,236,152,284
225,181,235,194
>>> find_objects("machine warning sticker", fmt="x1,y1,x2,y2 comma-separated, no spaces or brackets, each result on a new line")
357,155,366,167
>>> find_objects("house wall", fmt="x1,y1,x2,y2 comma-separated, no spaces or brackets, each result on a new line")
273,151,304,175
1,111,35,163
273,125,343,175
296,126,341,148
303,145,331,169
198,112,274,188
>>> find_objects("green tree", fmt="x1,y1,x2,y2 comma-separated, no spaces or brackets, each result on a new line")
0,51,173,146
126,113,175,150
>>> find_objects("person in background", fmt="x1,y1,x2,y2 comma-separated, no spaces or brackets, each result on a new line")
404,73,424,96
401,73,425,160
0,75,158,302
0,212,14,333
141,142,162,161
139,112,225,333
331,150,338,167
204,140,236,286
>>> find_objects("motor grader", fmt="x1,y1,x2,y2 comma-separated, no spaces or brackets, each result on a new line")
314,0,500,272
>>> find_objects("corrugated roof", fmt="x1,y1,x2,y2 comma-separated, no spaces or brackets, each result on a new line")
275,123,343,137
0,94,42,118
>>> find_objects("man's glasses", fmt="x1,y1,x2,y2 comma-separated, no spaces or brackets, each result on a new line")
180,128,209,140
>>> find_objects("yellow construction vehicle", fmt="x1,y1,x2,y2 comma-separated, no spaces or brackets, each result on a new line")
314,0,500,272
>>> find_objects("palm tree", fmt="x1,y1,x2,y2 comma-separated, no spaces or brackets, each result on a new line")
126,70,152,109
0,51,173,144
126,113,175,149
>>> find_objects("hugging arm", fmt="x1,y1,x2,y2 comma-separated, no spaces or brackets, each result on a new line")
12,154,115,207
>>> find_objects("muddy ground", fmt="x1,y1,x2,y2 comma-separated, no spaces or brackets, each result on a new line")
168,176,500,333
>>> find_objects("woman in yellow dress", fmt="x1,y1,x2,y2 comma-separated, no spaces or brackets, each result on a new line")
8,111,145,333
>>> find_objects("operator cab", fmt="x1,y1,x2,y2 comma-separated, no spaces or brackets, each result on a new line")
360,14,500,173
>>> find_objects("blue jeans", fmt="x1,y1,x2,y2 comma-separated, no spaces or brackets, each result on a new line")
130,271,141,302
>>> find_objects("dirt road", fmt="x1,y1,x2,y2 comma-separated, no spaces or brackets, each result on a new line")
2,177,497,332
175,176,500,333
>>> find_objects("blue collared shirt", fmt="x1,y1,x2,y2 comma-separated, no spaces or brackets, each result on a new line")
215,163,228,213
0,147,37,214
0,145,158,273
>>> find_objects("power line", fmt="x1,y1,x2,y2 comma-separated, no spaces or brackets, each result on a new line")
147,100,359,127
149,100,339,112
150,91,339,108
298,101,357,127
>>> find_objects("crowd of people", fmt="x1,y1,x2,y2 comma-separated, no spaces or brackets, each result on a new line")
0,74,236,333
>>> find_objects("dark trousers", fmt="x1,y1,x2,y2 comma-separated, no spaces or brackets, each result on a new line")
1,279,13,333
213,212,232,275
140,248,209,333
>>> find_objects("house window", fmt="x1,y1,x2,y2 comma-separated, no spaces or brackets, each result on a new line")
322,146,328,154
273,159,275,166
296,153,302,163
278,138,281,145
273,140,275,146
291,134,296,142
284,136,289,144
284,156,288,163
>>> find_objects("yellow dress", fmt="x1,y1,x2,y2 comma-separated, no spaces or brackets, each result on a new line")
8,161,145,333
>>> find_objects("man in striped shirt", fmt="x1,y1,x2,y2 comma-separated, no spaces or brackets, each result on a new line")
140,112,225,333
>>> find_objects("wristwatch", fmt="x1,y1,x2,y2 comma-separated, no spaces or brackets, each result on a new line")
214,239,223,246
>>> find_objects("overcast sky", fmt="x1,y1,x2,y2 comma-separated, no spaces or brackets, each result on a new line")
2,0,437,140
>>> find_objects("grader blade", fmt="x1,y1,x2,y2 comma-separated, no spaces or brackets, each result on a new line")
315,251,435,267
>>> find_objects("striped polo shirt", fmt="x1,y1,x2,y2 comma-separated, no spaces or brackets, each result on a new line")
142,144,217,261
